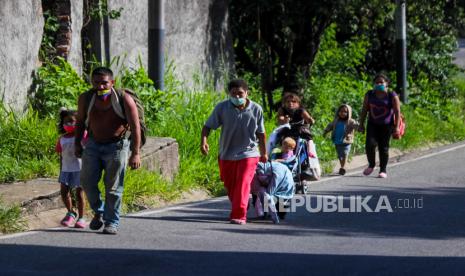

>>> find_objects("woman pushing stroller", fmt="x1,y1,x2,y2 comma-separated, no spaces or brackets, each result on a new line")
277,91,315,141
271,90,321,185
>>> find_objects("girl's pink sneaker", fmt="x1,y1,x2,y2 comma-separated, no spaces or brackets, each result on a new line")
74,218,86,228
60,212,76,227
378,172,387,178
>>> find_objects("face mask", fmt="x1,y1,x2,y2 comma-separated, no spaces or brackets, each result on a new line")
97,89,111,101
230,97,246,106
374,84,386,91
63,125,76,133
97,89,111,96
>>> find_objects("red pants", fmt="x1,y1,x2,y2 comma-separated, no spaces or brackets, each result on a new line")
219,157,259,221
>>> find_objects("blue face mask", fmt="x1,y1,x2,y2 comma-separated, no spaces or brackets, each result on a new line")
374,84,386,91
230,97,246,106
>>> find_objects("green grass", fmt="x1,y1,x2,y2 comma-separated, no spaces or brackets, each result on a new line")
0,105,58,183
0,197,26,234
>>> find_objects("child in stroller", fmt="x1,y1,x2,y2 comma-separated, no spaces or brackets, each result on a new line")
251,161,295,224
272,137,296,163
269,130,319,194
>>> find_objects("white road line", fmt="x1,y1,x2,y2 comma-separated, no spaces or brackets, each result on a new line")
316,142,465,183
126,197,228,217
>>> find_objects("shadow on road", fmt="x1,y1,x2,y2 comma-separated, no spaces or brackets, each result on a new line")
124,186,465,240
0,243,464,275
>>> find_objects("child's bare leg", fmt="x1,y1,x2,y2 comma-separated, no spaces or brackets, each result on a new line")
76,187,85,219
60,183,73,213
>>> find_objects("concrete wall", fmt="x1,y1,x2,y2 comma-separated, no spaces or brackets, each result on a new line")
0,0,44,111
164,1,212,83
108,0,149,70
141,137,179,181
107,0,233,88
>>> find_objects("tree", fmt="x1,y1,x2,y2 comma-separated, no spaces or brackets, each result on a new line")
230,0,341,112
327,0,465,82
230,0,465,112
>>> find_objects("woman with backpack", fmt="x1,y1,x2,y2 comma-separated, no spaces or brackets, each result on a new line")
358,73,401,178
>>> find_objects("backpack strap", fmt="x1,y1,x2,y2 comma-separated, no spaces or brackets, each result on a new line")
83,89,96,128
111,88,126,120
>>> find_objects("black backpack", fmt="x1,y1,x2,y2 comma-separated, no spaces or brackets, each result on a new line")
83,88,147,148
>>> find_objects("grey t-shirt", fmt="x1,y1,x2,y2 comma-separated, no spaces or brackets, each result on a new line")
205,99,265,160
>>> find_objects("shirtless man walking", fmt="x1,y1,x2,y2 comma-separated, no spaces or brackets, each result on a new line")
75,67,141,235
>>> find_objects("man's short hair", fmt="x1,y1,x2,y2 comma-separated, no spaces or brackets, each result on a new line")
92,67,114,79
227,79,248,92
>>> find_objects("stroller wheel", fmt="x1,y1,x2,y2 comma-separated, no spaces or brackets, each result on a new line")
302,181,309,194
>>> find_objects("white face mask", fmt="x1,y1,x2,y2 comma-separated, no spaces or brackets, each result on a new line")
230,97,246,106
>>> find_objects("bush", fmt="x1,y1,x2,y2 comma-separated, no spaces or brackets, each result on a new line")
0,105,58,183
0,197,26,234
31,57,90,118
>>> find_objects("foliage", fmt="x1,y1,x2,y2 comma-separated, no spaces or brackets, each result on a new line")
230,0,345,112
150,88,224,195
231,0,465,114
311,24,370,78
31,57,90,118
0,105,58,183
122,168,180,213
0,198,26,234
87,0,124,21
334,0,464,83
39,9,59,62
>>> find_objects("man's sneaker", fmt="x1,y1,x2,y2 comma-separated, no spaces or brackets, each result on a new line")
339,168,346,175
102,225,118,235
74,218,86,229
89,214,104,230
363,167,374,176
61,212,76,227
378,172,387,178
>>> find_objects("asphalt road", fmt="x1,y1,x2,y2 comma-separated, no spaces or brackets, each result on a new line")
1,142,465,275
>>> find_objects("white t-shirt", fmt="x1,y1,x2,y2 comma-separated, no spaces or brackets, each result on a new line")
58,136,82,172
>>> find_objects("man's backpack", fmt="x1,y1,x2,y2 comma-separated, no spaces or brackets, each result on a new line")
83,88,147,148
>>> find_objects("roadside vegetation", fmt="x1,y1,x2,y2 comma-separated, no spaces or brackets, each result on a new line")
0,197,26,234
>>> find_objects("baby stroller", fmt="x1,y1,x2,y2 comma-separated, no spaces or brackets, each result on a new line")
267,124,321,194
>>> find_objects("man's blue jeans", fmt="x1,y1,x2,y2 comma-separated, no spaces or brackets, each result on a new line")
80,137,130,227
